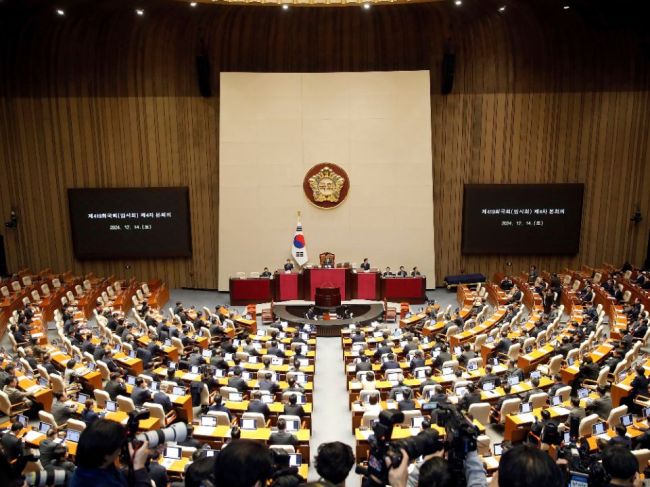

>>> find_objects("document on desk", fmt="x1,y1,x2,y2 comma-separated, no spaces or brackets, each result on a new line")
517,413,536,423
23,430,44,443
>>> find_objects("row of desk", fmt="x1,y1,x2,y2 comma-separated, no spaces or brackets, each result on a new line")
230,268,426,305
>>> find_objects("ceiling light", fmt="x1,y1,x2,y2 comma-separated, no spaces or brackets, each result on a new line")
455,0,462,6
190,2,197,6
282,4,289,9
136,9,144,16
563,5,570,9
498,5,506,12
363,3,370,9
56,8,65,16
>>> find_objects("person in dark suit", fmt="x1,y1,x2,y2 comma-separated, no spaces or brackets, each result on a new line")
227,369,249,394
323,255,334,268
433,345,452,369
500,276,514,291
587,386,613,419
284,259,294,271
557,337,574,358
374,341,393,359
614,284,625,302
360,258,371,271
147,450,169,487
153,390,173,413
625,366,650,413
1,422,24,462
411,267,421,277
283,394,305,418
478,365,501,388
609,425,633,450
383,267,394,277
131,378,152,407
494,333,513,356
397,266,408,277
631,319,649,339
578,356,600,383
459,383,482,412
543,289,555,315
508,285,523,304
355,356,372,373
247,391,270,419
81,399,100,427
351,331,365,343
260,267,272,278
419,369,437,395
267,341,285,358
380,353,400,372
388,379,411,400
458,343,477,366
259,372,280,395
397,389,416,411
208,395,231,419
269,418,298,446
409,351,426,371
104,373,127,400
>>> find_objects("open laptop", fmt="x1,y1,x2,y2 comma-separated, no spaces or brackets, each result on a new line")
161,446,182,468
288,453,302,467
592,422,607,436
482,382,495,392
577,388,589,399
284,419,300,432
261,394,274,404
493,443,503,456
568,471,589,487
563,432,572,444
508,376,520,386
38,421,52,434
126,375,136,386
229,392,243,402
551,395,562,406
241,418,257,430
77,393,89,405
65,429,81,443
200,415,218,427
620,414,634,427
394,392,404,402
190,366,201,375
17,414,28,427
38,377,49,388
441,367,454,376
106,400,117,412
172,386,186,397
530,371,541,380
411,416,425,429
520,403,532,414
467,362,478,372
386,372,401,382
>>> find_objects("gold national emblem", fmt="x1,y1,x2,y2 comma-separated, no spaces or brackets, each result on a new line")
308,166,345,203
303,163,350,209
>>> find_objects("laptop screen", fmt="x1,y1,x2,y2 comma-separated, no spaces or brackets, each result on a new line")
577,388,589,399
482,382,495,391
249,356,258,363
387,373,401,382
39,377,49,387
620,414,633,427
568,471,589,487
200,416,217,427
150,382,159,392
229,392,243,402
126,375,136,385
442,367,453,376
592,423,606,435
644,407,650,418
520,403,532,414
129,350,137,359
493,443,503,456
191,366,201,374
394,392,404,402
411,416,425,428
241,418,256,430
288,453,302,467
77,393,88,404
285,420,300,432
202,350,212,358
551,395,562,406
172,386,185,396
17,414,28,427
66,429,81,443
454,346,462,356
38,422,52,434
164,446,182,460
563,432,571,444
456,387,467,398
261,394,273,404
467,362,477,371
508,376,519,386
106,400,117,412
530,371,541,380
242,371,253,381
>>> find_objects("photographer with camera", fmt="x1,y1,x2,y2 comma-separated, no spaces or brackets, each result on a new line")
69,419,152,487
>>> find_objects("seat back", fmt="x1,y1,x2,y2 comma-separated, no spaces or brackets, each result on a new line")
242,412,266,428
566,348,579,363
94,389,110,408
39,410,59,429
607,405,628,427
529,393,548,410
400,410,422,426
468,402,491,426
555,386,572,403
269,444,295,454
361,411,379,428
144,402,166,428
578,414,600,437
632,449,650,473
359,390,380,403
117,395,136,413
499,398,521,424
507,343,521,361
67,418,87,432
547,355,564,376
49,374,65,394
96,360,111,381
0,391,13,415
206,410,232,426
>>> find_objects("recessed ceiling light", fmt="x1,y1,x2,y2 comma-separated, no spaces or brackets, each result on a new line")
363,3,370,9
455,0,462,6
190,2,197,6
136,9,144,16
56,8,65,16
498,5,506,12
282,4,289,9
563,5,570,9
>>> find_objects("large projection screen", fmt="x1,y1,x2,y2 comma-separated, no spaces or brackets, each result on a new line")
218,72,435,291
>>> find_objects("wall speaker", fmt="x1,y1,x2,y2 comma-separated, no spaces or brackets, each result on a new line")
196,53,212,98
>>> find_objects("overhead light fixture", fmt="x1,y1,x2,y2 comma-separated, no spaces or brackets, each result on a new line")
56,8,65,16
136,8,144,16
455,0,462,6
498,5,506,12
563,4,570,9
363,3,370,9
190,2,197,6
282,4,289,9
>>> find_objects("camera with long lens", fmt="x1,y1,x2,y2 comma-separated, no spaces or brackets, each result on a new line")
120,410,188,465
435,404,479,487
24,469,70,487
356,410,443,487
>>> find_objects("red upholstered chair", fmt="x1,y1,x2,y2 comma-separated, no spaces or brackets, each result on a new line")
261,302,274,324
384,299,397,322
319,252,335,267
246,304,256,318
400,302,410,318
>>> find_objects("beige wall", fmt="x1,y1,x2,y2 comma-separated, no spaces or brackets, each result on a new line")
218,71,435,290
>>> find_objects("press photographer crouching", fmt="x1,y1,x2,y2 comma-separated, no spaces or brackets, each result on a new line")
69,419,152,487
356,405,487,487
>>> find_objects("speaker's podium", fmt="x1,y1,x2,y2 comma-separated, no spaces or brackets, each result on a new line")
303,252,353,301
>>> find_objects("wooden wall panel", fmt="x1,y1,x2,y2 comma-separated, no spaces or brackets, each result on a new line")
0,0,649,287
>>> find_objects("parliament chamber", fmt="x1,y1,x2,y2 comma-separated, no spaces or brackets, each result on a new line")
1,0,650,486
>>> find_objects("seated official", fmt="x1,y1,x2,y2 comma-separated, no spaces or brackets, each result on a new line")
284,259,294,271
360,258,371,271
260,267,272,278
397,266,408,277
131,378,152,407
269,418,298,447
283,393,305,418
383,267,394,277
411,267,421,277
208,394,231,419
247,391,270,419
81,399,100,427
